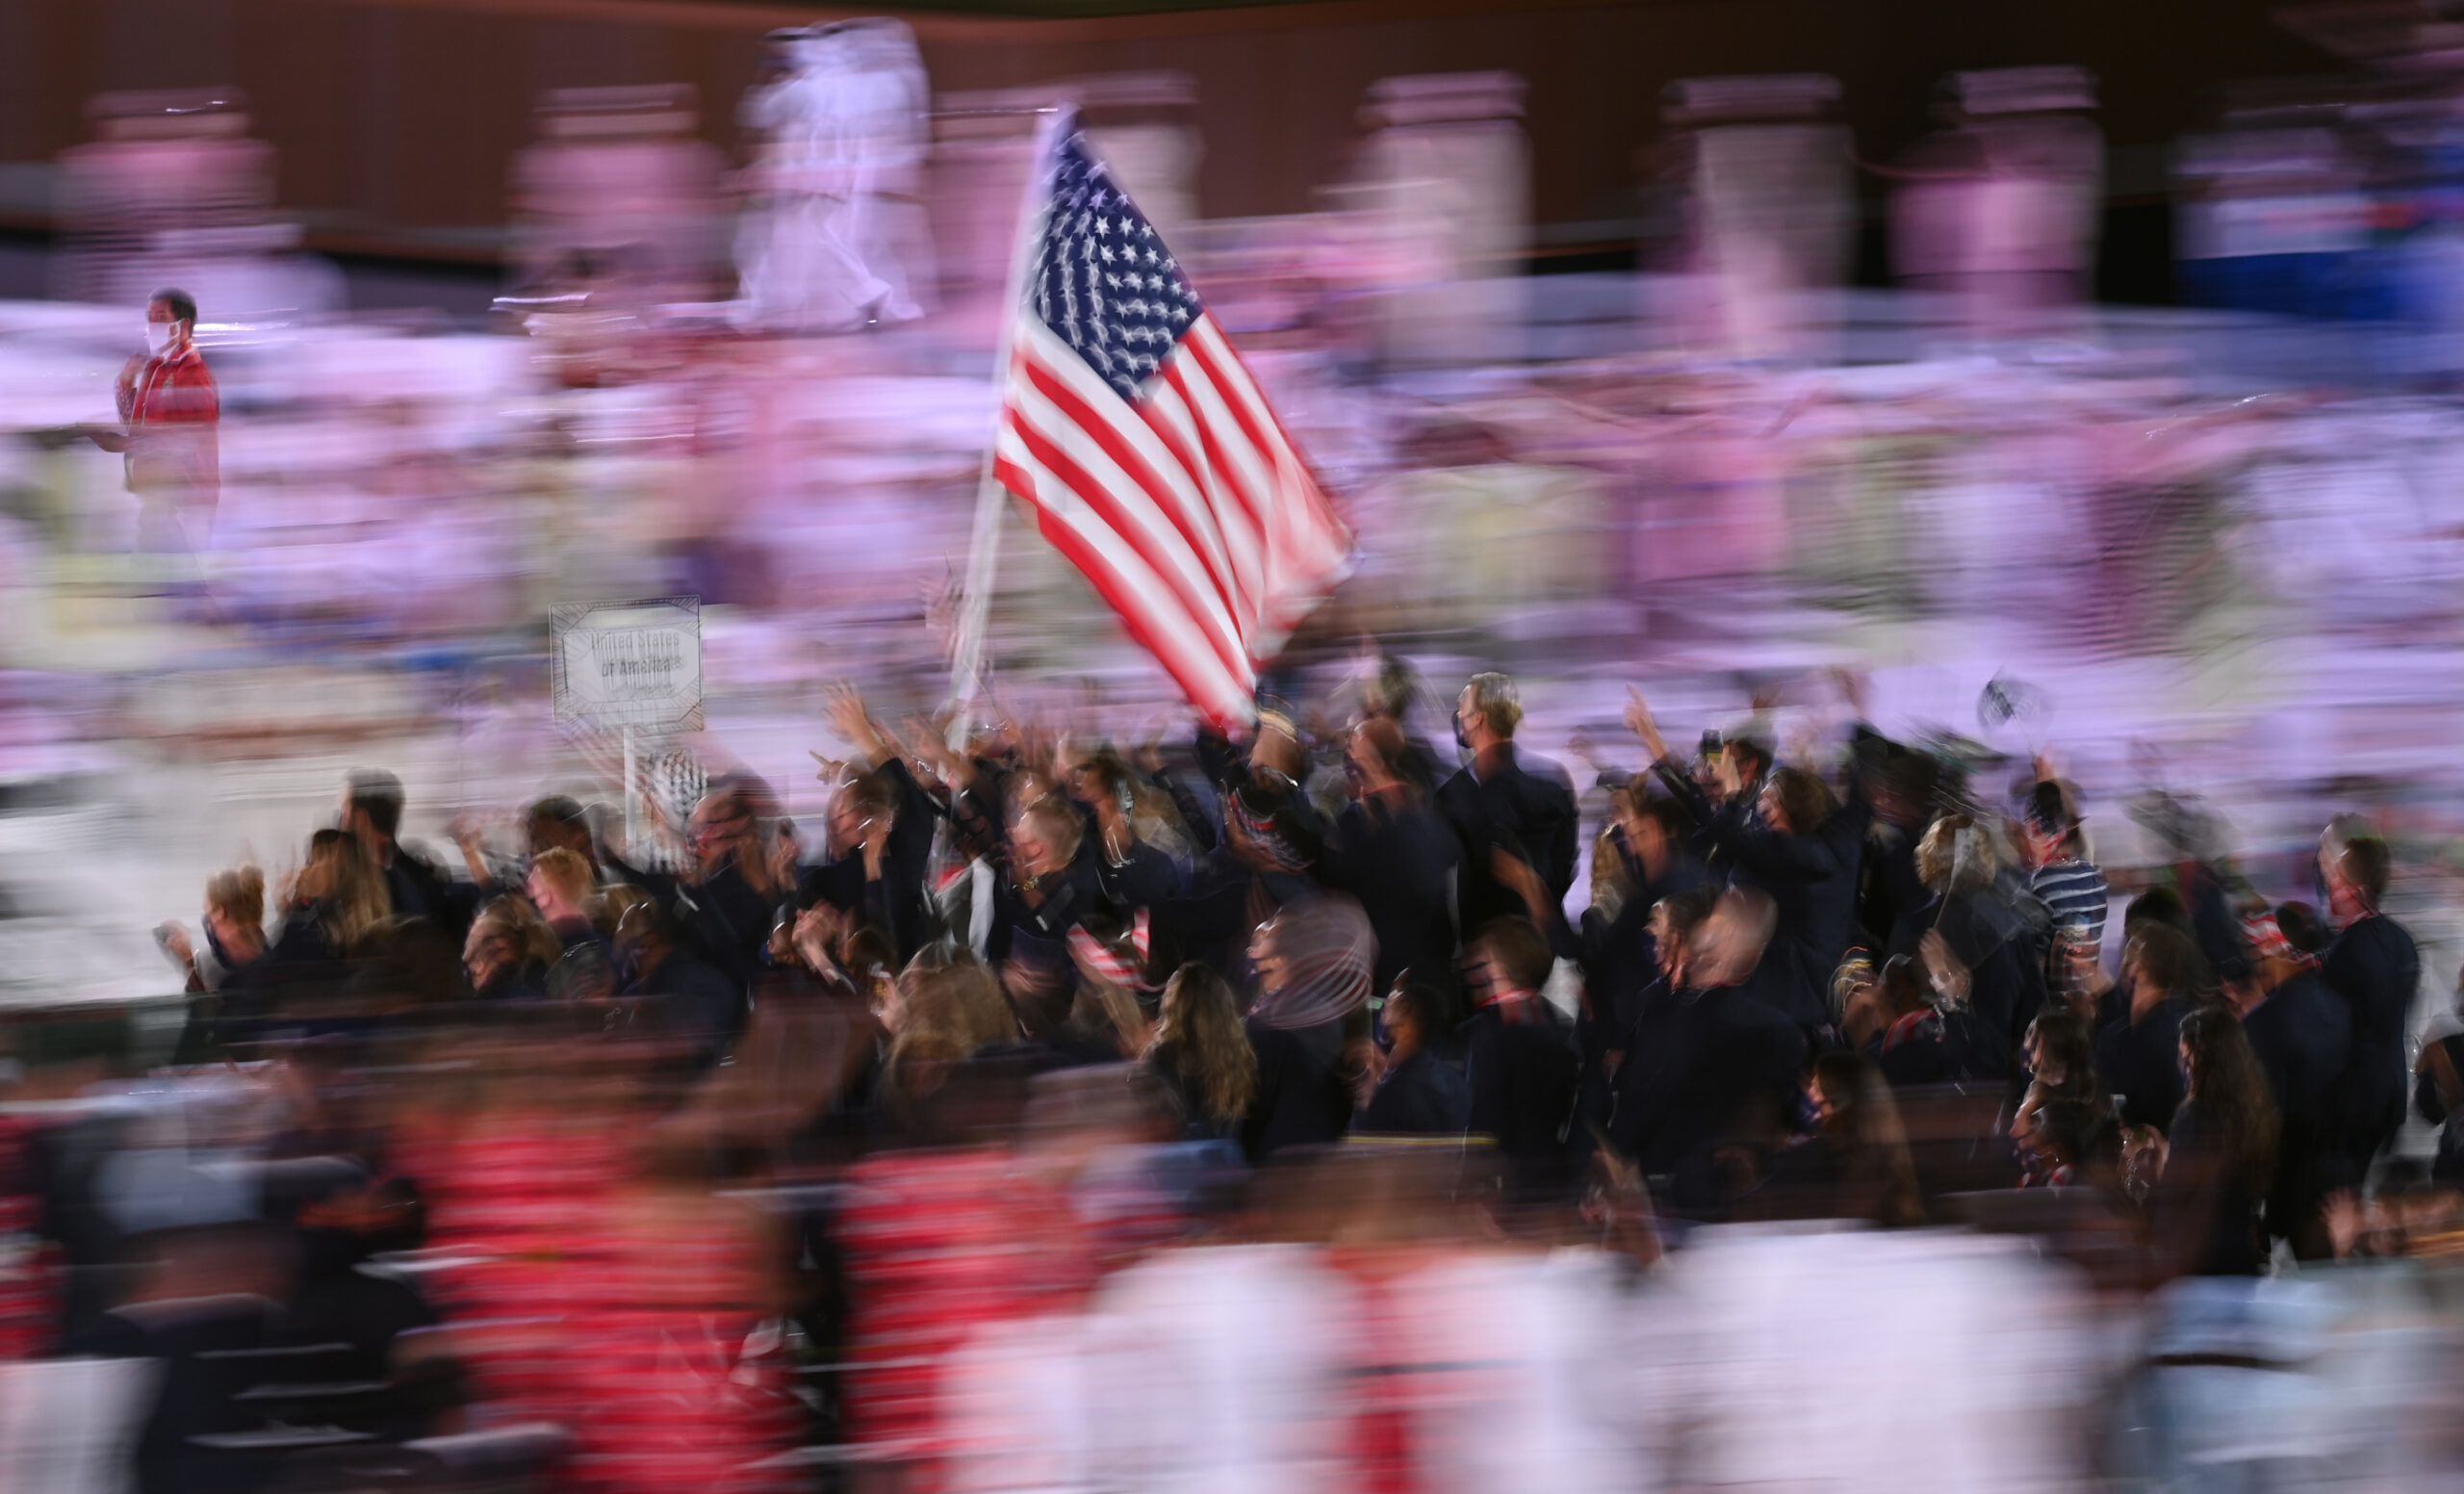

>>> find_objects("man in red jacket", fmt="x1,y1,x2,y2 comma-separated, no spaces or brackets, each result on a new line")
91,287,218,553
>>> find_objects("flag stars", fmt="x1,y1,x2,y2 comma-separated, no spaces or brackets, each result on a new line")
1032,133,1205,400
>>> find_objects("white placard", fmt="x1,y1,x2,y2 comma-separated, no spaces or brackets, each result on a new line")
550,596,704,732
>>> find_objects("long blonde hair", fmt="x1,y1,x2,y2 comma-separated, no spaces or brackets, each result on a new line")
1915,813,2001,896
1151,963,1257,1124
886,958,1016,1076
470,894,559,973
297,829,389,953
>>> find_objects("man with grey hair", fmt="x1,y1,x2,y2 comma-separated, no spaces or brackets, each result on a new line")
1438,670,1578,938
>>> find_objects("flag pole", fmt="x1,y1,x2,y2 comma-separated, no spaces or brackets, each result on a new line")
946,104,1073,742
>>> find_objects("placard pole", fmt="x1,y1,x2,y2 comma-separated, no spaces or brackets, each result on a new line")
623,725,637,858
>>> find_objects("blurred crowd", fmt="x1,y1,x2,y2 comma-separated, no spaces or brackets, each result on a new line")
6,659,2464,1492
18,8,2464,1492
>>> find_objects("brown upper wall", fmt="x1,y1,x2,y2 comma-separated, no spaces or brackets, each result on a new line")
0,0,2328,249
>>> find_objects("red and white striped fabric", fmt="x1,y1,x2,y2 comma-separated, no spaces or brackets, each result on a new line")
1065,906,1153,992
991,118,1351,726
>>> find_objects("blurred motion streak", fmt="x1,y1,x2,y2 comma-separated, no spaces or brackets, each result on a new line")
8,6,2464,1494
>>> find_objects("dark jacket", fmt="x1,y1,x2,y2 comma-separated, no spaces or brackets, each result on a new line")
1437,742,1578,936
1241,1017,1352,1162
1857,822,1928,954
1609,977,1807,1178
1886,892,2041,1077
988,851,1105,966
2241,968,2351,1233
1193,728,1327,908
268,903,346,968
801,758,942,962
627,946,746,1063
678,859,782,993
1354,1049,1473,1136
1093,837,1186,910
1563,842,1707,1038
1464,996,1579,1189
1706,801,1873,1030
1320,790,1462,1009
379,841,467,940
2096,994,2193,1136
1868,1005,1996,1091
2322,912,2420,1162
2152,1103,2267,1278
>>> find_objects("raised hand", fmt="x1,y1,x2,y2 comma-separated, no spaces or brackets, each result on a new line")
155,921,195,971
1918,929,1971,1007
922,567,962,661
826,681,888,768
1624,686,1671,762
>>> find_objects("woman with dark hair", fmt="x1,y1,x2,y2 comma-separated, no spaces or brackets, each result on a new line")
1142,963,1258,1143
2013,1087,2121,1190
2144,1005,2279,1279
2022,1010,2100,1105
2097,923,2202,1134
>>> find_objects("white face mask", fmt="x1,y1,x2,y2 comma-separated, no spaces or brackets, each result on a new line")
144,322,178,356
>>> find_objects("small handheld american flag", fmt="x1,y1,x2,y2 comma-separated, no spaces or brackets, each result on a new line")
989,111,1352,726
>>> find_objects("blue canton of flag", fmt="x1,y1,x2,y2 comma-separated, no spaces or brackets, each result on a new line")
1027,133,1202,402
991,112,1353,726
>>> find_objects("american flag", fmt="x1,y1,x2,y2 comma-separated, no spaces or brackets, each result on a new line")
991,116,1352,725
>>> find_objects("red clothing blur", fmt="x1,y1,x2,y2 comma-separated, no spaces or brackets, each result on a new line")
402,1113,795,1494
836,1146,1094,1488
114,341,219,501
1330,1245,1429,1494
0,1115,60,1359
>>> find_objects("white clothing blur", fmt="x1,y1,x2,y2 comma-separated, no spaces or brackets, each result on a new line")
1081,1244,1361,1494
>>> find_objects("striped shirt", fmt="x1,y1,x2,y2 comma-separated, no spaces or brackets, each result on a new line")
2031,857,2109,947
